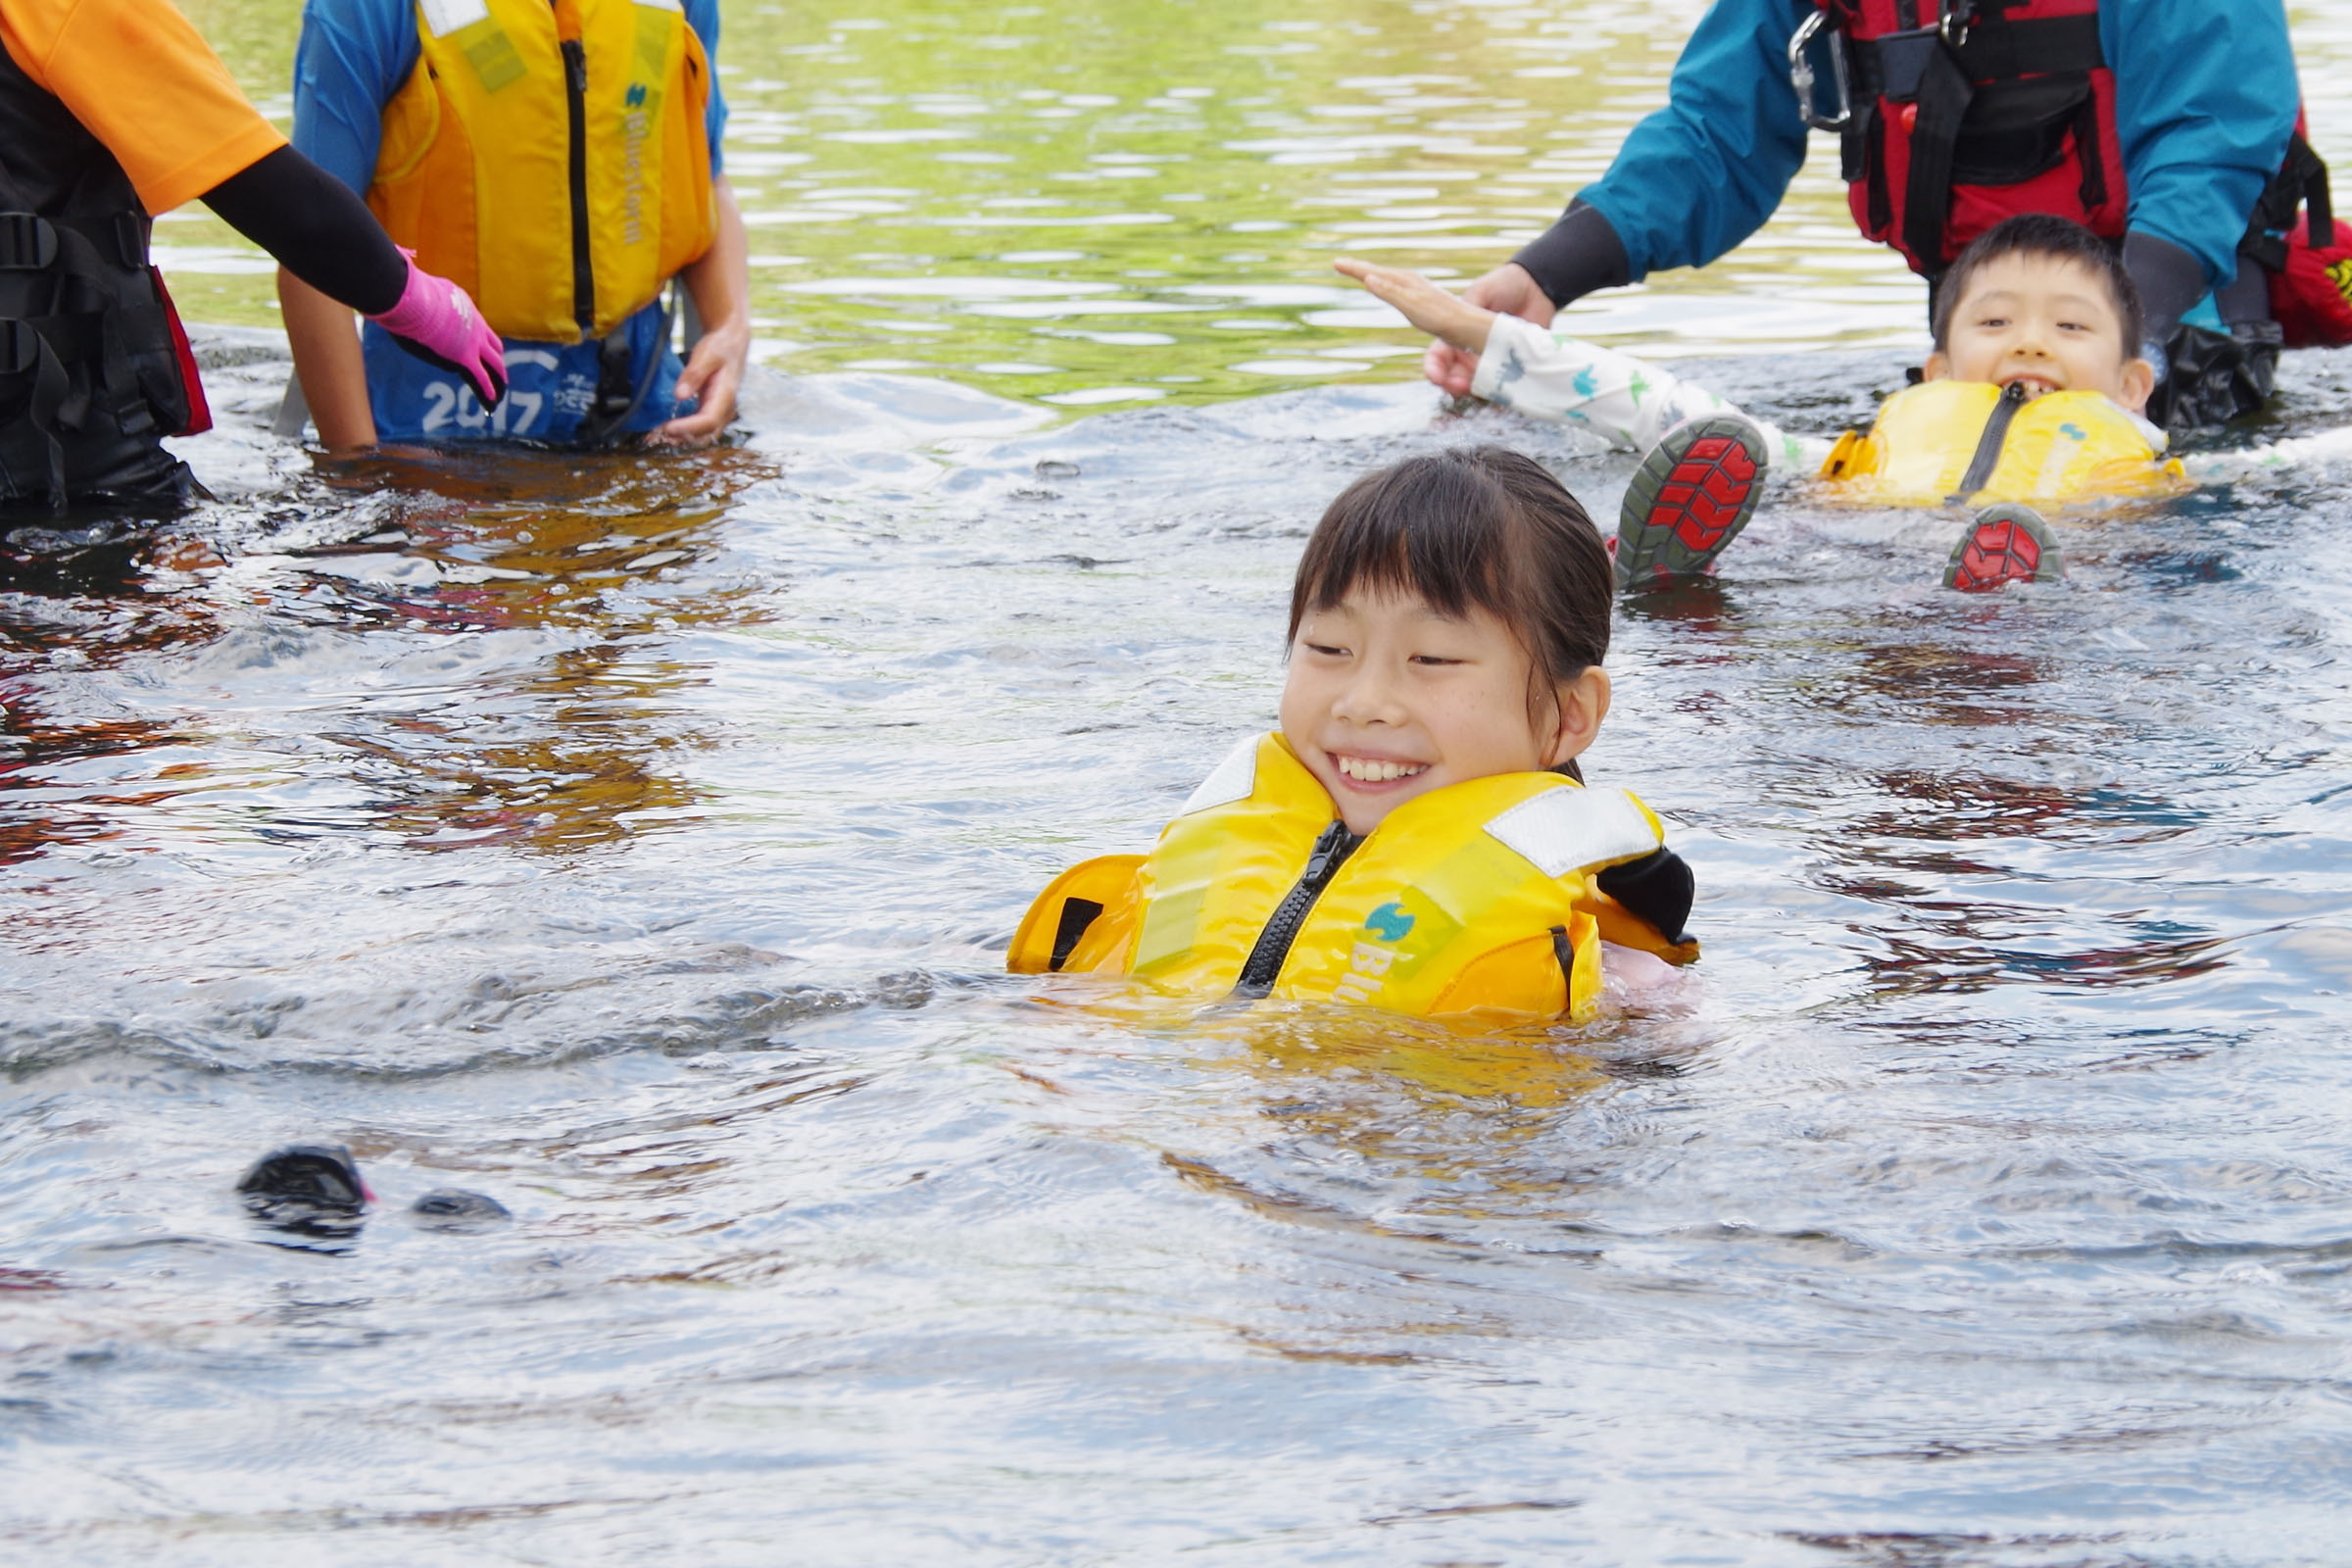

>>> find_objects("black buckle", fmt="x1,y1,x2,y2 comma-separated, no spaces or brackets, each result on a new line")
111,212,145,270
1874,26,1941,102
0,213,58,271
0,318,42,374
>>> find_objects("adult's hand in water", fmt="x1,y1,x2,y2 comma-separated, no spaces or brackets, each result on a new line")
1335,259,1497,357
1423,262,1553,397
367,253,507,409
651,315,751,447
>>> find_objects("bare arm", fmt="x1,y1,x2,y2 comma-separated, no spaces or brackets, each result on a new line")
653,175,751,446
278,268,378,451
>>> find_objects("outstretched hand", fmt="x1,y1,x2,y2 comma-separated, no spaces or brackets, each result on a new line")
1333,258,1500,360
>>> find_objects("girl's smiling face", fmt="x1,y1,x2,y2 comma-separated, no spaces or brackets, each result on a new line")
1279,587,1609,834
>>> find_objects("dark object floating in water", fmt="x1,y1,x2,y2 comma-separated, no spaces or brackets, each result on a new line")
237,1144,371,1238
409,1189,513,1232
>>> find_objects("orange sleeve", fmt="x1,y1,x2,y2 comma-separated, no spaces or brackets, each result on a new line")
1,0,286,215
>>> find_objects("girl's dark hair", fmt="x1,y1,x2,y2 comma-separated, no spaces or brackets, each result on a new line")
1288,443,1612,722
1931,213,2145,357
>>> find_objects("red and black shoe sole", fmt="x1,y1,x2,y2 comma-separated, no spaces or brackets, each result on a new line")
1944,505,2062,593
1615,416,1768,590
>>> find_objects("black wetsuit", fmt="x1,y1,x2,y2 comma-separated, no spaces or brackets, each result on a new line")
0,43,407,516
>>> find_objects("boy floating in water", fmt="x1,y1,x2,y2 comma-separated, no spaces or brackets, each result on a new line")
1338,215,2187,593
1010,447,1695,1022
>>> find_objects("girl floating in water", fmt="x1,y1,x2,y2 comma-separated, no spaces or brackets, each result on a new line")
1010,446,1696,1023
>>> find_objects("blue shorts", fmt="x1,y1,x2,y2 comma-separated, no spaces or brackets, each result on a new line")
361,300,690,445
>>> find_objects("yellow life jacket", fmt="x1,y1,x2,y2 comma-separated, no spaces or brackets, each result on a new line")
1818,380,2189,508
368,0,718,344
1007,733,1697,1022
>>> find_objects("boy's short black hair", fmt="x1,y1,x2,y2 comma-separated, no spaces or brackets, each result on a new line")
1931,214,2145,359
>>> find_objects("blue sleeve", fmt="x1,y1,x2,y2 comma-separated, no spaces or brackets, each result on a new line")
289,0,418,196
2107,0,2296,287
1576,0,1815,279
684,0,726,175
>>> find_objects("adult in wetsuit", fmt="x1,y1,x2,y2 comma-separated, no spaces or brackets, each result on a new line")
1425,0,2305,429
0,0,503,515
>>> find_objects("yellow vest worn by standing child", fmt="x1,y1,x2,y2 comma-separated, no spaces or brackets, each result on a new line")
368,0,718,343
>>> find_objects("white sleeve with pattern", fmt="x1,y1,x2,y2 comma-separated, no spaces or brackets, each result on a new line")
1468,315,1823,469
2177,423,2352,479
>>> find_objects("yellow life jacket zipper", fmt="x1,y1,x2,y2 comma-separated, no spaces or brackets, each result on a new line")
1950,377,2030,502
1233,820,1361,998
559,35,595,337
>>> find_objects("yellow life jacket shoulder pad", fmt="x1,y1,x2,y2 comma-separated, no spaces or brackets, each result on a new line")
369,0,718,343
1819,380,2188,508
1011,733,1696,1022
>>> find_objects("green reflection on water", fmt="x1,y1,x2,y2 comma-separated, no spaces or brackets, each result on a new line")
159,0,2352,409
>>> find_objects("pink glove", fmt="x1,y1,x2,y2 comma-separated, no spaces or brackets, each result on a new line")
367,251,508,408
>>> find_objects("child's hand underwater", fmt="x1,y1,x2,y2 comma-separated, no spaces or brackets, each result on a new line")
1333,258,1501,359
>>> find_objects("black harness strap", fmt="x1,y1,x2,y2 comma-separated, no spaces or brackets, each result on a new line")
2240,131,2335,274
1947,12,2102,81
0,319,71,508
1839,8,2110,271
1850,14,2105,102
1905,39,1978,279
1548,924,1576,1005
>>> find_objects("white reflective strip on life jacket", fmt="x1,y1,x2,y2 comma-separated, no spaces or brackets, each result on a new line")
419,0,490,38
1485,786,1657,877
1180,734,1260,816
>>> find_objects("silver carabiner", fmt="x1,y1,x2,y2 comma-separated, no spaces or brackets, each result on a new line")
1939,0,1973,49
1788,11,1853,133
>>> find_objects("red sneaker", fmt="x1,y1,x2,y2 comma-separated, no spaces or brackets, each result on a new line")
1944,504,2061,592
1614,415,1769,590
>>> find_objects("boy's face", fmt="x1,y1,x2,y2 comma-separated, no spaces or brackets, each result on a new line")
1280,588,1603,835
1925,253,2156,414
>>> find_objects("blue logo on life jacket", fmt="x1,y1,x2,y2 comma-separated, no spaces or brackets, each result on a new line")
1363,902,1415,942
2060,422,2087,441
626,83,649,108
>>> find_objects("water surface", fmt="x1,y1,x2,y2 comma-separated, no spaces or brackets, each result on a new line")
9,2,2352,1563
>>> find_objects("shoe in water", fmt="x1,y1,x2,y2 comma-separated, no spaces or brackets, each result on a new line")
237,1144,371,1238
1615,415,1768,589
1945,504,2061,592
410,1189,512,1233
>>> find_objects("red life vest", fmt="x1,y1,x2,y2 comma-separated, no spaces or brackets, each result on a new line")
1811,0,2125,278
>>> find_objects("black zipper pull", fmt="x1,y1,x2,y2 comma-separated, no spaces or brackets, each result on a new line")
1949,377,2030,504
1233,820,1362,999
562,37,587,90
1299,821,1350,881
